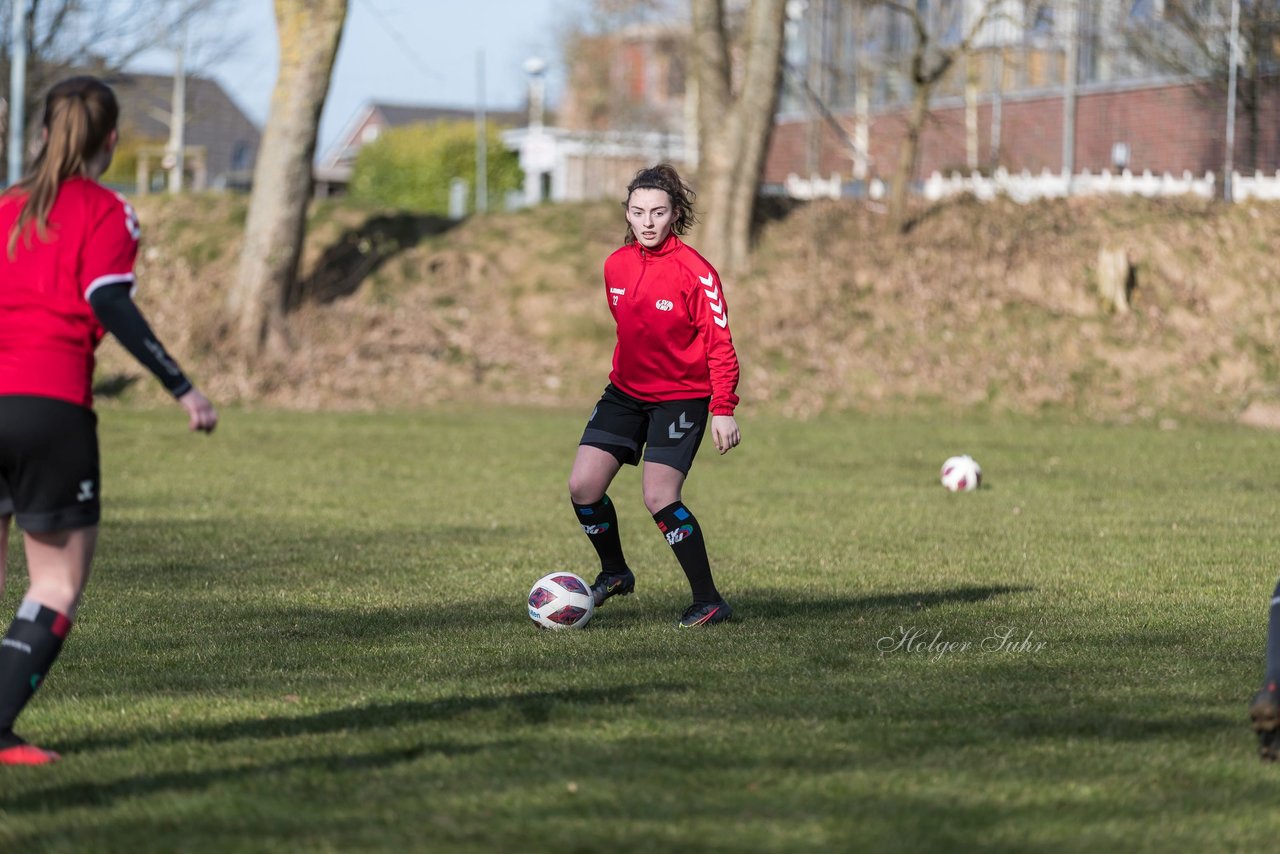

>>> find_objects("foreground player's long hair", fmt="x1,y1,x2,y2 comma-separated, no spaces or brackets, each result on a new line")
6,76,119,258
622,163,698,246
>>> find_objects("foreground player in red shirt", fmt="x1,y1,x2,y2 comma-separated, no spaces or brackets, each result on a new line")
0,77,217,765
567,164,741,628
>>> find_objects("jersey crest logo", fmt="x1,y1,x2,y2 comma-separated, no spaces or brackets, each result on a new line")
115,192,141,241
655,299,673,311
699,273,727,328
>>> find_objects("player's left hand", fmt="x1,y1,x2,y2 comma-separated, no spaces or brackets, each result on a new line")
711,415,740,455
178,388,219,434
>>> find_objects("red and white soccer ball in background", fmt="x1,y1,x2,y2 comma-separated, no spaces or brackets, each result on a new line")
527,572,595,630
940,455,982,492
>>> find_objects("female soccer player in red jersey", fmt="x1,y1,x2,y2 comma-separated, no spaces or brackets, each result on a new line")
567,164,741,628
0,77,217,765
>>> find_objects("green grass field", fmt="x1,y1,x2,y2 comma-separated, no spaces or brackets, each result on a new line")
2,407,1280,851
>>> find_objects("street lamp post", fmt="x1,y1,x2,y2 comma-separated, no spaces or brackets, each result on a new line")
521,57,551,206
475,50,487,213
7,0,28,187
1224,0,1241,203
524,56,547,132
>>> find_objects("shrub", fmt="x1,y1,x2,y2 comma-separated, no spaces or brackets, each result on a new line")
349,120,523,215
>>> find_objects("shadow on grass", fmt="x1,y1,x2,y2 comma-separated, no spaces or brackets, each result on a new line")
596,584,1032,629
88,518,528,586
52,682,683,755
0,742,454,813
1003,710,1235,742
756,584,1032,616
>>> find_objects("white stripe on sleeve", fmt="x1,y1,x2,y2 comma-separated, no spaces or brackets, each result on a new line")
84,273,137,301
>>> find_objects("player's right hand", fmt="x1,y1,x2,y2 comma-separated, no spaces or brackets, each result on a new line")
178,388,218,434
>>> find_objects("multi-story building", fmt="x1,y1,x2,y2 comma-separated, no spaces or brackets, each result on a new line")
515,0,1278,202
770,0,1280,189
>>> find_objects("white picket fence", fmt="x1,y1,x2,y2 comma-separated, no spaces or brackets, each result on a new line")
783,168,1280,203
921,168,1280,203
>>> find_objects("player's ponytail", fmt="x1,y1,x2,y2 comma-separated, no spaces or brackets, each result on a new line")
623,163,697,246
6,76,119,258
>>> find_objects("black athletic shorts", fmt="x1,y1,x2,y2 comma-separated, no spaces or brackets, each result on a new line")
0,396,101,532
579,384,710,475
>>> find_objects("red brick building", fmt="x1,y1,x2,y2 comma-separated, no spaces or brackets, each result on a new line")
537,1,1280,200
765,76,1280,188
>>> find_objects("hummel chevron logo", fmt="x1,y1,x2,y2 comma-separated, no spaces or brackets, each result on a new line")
699,272,728,328
668,412,695,439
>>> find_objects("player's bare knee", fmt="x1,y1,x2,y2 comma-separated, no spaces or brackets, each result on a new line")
568,476,604,506
642,490,677,515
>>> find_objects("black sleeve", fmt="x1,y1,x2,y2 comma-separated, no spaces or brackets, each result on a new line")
88,282,193,398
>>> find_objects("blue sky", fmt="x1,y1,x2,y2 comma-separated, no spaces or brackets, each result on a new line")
129,0,571,160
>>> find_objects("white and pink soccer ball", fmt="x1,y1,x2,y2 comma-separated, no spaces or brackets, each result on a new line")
527,572,595,630
940,455,982,492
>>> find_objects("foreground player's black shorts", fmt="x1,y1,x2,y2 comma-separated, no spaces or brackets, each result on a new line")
0,395,101,532
579,384,710,475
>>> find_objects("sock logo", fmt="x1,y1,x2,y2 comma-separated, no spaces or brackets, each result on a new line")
581,522,611,535
665,524,694,545
1,638,32,654
29,673,42,691
77,479,95,502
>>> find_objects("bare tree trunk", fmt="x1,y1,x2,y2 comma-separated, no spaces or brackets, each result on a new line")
690,0,787,273
228,0,347,355
889,84,930,228
877,0,1009,230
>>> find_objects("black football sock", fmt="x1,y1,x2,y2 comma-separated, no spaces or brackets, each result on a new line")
1265,578,1280,688
653,500,720,604
573,495,629,575
0,600,73,738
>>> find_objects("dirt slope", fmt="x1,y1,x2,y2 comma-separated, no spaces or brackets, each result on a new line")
98,192,1280,425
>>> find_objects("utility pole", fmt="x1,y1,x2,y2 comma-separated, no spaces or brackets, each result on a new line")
1061,0,1080,192
7,0,27,186
804,0,824,178
167,16,189,193
475,50,487,214
990,50,1003,168
1224,0,1241,203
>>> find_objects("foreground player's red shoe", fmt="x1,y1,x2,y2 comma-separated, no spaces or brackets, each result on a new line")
0,744,61,765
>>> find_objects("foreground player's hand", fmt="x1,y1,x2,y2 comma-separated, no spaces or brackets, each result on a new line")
178,388,218,433
711,415,740,455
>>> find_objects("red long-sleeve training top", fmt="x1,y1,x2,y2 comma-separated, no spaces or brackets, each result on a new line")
0,177,140,408
603,233,740,416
